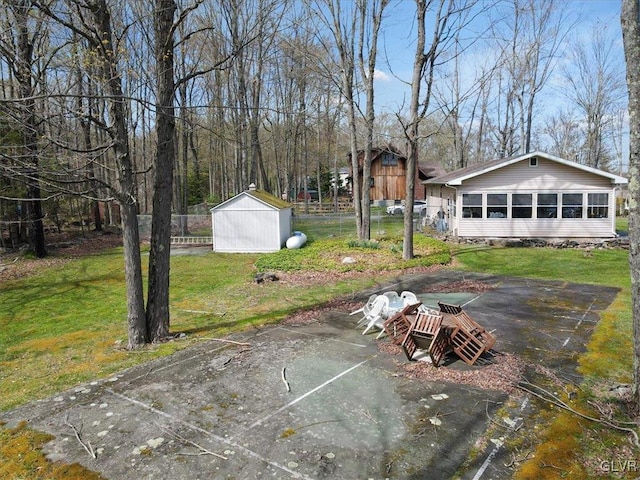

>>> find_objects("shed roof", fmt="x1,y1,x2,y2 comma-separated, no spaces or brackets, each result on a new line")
422,151,628,186
211,189,291,211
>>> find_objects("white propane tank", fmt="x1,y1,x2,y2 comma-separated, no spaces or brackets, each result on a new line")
286,231,307,249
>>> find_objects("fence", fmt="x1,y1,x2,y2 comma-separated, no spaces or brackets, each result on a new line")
137,215,212,244
291,202,353,214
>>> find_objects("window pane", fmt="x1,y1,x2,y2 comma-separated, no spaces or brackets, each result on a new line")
562,193,583,219
462,193,482,206
382,153,398,166
538,193,557,206
513,194,532,206
588,193,608,205
563,193,582,204
512,207,532,218
487,194,507,205
537,193,557,218
588,207,608,218
462,207,482,218
587,193,609,218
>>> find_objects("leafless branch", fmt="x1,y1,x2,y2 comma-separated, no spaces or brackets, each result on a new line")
64,415,96,459
156,423,227,460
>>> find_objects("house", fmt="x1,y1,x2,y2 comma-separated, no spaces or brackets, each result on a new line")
210,184,292,252
349,145,435,206
422,151,627,240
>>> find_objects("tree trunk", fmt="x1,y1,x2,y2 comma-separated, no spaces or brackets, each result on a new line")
404,0,427,260
15,1,46,258
146,0,177,342
90,0,147,348
621,0,640,407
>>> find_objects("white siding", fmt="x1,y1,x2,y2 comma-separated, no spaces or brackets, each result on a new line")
278,209,291,247
457,217,614,238
453,159,618,239
424,185,456,228
462,158,613,191
211,193,292,252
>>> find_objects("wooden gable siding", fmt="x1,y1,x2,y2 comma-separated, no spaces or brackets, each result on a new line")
371,158,406,201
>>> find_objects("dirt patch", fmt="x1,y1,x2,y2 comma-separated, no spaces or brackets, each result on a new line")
275,263,444,288
281,299,362,326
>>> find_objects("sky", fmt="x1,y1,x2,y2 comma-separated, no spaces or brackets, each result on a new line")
371,0,625,115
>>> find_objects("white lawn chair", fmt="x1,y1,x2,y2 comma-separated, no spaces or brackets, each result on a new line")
362,295,390,336
383,290,408,320
350,294,379,326
350,294,377,316
382,291,401,307
400,291,419,306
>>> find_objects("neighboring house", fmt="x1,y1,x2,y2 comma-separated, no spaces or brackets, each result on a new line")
422,151,628,239
210,184,292,252
349,145,434,205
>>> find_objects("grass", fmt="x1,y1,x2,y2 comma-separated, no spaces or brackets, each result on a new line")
0,217,635,479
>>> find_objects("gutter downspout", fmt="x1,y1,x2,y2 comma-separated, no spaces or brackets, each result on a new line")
613,185,619,237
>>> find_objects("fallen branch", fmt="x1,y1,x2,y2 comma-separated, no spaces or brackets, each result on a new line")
360,409,378,424
517,380,640,447
485,401,522,432
282,367,290,392
157,424,227,460
65,416,96,459
503,449,532,468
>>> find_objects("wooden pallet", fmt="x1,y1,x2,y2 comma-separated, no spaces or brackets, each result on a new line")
428,328,451,367
449,326,485,365
412,311,443,337
438,301,462,314
451,311,496,352
383,311,412,345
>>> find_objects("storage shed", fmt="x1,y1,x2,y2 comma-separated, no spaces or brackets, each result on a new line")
210,185,292,252
422,151,628,240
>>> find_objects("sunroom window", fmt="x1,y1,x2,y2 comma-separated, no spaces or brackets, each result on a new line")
537,193,557,218
462,193,482,218
587,193,609,218
487,194,507,218
512,193,532,218
562,193,583,219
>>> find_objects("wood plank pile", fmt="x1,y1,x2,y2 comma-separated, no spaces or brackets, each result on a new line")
382,301,495,366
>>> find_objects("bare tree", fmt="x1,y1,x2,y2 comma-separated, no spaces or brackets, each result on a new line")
0,0,48,257
563,25,626,169
313,0,387,240
402,0,478,259
314,0,363,234
146,0,178,342
621,0,640,407
33,0,148,347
